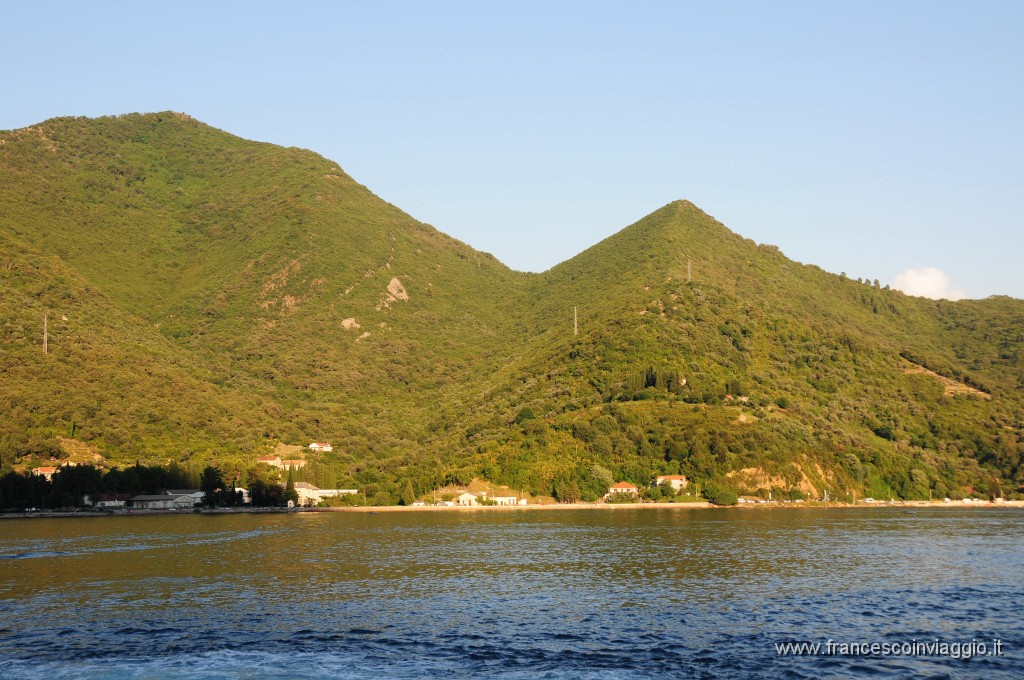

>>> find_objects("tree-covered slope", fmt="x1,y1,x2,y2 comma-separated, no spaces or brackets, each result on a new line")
1,113,529,464
1,113,1020,503
471,201,1023,500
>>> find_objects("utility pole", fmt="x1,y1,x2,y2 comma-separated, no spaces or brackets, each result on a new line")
42,313,48,354
573,306,578,336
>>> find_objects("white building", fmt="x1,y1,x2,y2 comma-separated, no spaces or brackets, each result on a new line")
164,489,205,504
455,492,478,507
491,496,519,506
655,475,689,492
32,466,58,481
292,482,357,506
309,442,333,452
129,494,196,510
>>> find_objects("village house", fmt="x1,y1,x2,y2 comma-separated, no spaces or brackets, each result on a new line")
455,492,478,507
491,496,520,506
163,489,205,504
257,454,306,470
128,494,197,510
608,482,639,495
292,482,357,506
31,461,79,482
308,442,333,452
655,475,689,492
32,466,58,481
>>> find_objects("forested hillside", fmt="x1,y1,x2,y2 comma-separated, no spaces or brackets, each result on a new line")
2,113,1021,504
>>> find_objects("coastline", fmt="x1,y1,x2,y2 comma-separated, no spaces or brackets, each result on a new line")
3,498,1022,520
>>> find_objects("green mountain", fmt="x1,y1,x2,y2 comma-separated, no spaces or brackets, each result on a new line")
1,113,1021,502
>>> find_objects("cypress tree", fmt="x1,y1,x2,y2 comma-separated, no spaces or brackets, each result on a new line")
285,466,298,505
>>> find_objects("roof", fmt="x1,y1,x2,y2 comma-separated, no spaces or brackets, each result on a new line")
163,489,201,495
310,442,331,447
34,467,58,473
293,482,319,490
130,494,194,501
657,475,688,480
611,482,638,489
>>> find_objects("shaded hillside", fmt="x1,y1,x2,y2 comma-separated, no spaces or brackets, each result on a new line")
1,113,1021,503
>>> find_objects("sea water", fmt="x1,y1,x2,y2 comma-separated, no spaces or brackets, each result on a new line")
1,507,1021,678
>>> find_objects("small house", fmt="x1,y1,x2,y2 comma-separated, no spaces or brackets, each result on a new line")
455,492,478,507
309,442,333,452
655,475,689,492
608,482,638,495
293,482,320,506
32,466,58,481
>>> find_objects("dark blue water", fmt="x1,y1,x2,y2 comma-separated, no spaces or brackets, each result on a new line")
1,507,1021,678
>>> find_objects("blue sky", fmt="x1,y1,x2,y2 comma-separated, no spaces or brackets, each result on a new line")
3,1,1022,298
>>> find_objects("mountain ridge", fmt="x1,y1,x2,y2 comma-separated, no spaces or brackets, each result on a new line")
1,112,1021,504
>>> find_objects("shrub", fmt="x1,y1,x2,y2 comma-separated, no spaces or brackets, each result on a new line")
703,482,738,506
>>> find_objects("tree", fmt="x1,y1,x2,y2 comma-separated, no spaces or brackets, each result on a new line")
51,464,102,506
703,482,738,506
401,479,415,506
514,407,535,424
284,466,298,506
249,478,284,507
554,479,581,504
200,466,224,507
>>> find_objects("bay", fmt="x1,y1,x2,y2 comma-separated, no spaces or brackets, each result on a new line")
1,507,1021,678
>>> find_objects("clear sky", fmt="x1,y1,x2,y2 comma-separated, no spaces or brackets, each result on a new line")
3,1,1022,299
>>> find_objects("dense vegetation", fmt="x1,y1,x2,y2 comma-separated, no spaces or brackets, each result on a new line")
1,113,1021,504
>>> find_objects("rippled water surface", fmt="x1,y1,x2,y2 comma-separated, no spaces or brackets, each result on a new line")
1,507,1021,678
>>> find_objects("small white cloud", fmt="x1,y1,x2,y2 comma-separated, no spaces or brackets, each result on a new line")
891,267,966,301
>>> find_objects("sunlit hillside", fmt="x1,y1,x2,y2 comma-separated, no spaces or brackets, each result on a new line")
2,113,1021,503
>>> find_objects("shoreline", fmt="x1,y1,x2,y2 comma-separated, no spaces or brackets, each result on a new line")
3,498,1022,520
